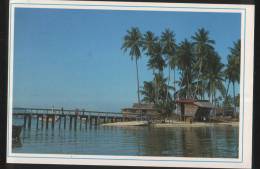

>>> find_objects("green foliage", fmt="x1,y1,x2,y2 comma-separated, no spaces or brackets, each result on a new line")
141,81,156,104
121,27,143,60
121,27,143,104
121,27,241,118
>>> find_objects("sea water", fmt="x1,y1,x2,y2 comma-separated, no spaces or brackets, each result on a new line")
12,117,238,158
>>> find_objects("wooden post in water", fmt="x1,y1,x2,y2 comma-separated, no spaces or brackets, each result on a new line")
59,116,62,130
85,116,88,129
69,116,72,130
41,115,44,129
46,116,49,129
64,116,66,129
36,115,39,129
74,116,77,130
94,117,98,126
23,115,27,128
28,114,32,129
79,117,82,130
52,115,55,130
89,116,92,126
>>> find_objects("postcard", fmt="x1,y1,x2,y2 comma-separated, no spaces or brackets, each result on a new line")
7,0,255,168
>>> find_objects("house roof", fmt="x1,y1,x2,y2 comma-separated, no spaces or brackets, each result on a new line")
175,99,214,108
132,103,155,109
122,107,157,111
194,101,214,108
175,99,196,104
122,103,158,111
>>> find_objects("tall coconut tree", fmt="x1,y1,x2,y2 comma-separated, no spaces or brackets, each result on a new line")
121,27,143,104
143,31,158,57
192,28,215,99
149,41,166,74
153,72,173,118
176,39,195,99
141,81,156,104
149,41,166,103
205,51,225,105
161,29,177,99
143,31,158,75
225,39,240,112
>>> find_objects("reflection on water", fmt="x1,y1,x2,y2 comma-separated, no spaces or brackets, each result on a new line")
12,118,238,158
12,137,22,148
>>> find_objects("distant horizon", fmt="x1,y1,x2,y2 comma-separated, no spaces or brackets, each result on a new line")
13,8,241,112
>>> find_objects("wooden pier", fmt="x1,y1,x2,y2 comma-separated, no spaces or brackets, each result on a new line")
13,107,134,130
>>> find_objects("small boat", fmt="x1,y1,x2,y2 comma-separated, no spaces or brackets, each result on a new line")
12,125,22,139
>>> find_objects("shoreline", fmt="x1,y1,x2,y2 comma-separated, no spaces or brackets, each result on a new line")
101,121,239,127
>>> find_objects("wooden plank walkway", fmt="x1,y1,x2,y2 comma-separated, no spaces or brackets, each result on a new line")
12,107,135,130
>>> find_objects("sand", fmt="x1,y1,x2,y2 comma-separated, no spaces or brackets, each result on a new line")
152,121,239,128
101,121,239,127
101,121,148,126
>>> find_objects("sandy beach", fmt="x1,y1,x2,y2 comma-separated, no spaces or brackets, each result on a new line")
101,121,239,127
101,121,149,126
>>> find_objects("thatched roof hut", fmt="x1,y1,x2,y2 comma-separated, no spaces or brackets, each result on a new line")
122,103,160,119
175,99,214,122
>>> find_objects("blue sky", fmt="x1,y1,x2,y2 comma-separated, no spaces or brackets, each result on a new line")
13,8,241,112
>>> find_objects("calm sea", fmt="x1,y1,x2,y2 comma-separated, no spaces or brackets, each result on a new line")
12,117,238,158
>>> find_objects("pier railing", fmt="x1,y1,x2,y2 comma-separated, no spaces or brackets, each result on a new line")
13,107,123,117
12,107,134,130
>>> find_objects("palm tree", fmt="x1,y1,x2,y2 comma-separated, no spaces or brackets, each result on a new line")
143,31,158,57
176,39,195,99
225,39,240,112
141,81,156,104
192,28,215,99
121,27,143,104
143,31,158,75
161,29,177,99
148,42,166,103
205,51,225,105
153,72,173,118
150,41,165,73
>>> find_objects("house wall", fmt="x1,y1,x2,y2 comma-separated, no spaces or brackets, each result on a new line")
184,104,198,117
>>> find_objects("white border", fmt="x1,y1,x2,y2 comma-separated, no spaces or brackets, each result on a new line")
6,0,255,168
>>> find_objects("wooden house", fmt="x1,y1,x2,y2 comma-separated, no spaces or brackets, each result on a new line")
175,99,214,122
122,103,160,120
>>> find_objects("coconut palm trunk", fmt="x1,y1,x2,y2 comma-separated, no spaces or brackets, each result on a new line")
167,65,171,100
232,81,236,114
135,58,141,104
225,80,231,101
196,59,202,99
173,68,176,100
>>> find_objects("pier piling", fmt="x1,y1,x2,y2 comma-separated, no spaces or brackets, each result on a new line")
13,107,125,130
74,116,77,130
52,116,55,130
69,116,72,130
64,116,66,129
41,115,44,129
46,116,49,129
23,115,27,128
28,115,32,129
36,115,39,129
